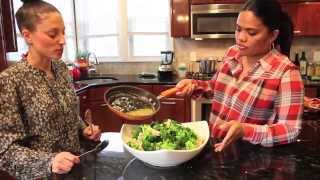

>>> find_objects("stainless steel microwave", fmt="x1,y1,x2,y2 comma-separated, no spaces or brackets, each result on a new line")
191,4,243,39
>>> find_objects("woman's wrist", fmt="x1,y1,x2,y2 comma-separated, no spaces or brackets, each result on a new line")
241,123,255,140
47,153,58,174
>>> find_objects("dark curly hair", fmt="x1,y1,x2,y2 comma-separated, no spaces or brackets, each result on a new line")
242,0,294,56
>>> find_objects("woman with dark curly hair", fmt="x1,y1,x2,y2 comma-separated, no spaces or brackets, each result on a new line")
175,0,303,152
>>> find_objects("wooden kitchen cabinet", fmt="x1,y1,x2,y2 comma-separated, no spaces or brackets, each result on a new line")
156,98,187,122
0,171,15,180
78,90,88,120
305,87,318,98
89,100,123,132
282,2,320,36
0,0,17,72
171,0,190,37
191,0,314,5
191,0,244,4
85,86,124,132
153,85,191,122
0,11,6,72
134,84,153,93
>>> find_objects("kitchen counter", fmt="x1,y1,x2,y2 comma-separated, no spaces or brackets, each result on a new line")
73,74,181,94
48,120,320,180
73,74,320,94
304,79,320,87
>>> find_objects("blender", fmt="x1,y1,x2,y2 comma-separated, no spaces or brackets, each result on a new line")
158,51,174,81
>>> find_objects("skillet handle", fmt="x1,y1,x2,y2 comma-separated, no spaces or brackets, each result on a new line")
157,87,179,99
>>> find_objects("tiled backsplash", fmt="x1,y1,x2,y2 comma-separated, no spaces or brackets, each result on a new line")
174,36,320,64
95,62,160,75
96,36,320,75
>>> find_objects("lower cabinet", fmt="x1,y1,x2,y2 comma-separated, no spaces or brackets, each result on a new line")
90,100,123,132
156,98,186,122
78,90,88,121
305,87,318,98
153,85,191,123
78,84,191,132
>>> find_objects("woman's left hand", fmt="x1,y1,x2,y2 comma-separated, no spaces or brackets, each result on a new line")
82,124,101,142
213,120,244,152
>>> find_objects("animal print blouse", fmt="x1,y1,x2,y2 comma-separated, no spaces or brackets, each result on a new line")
0,60,86,179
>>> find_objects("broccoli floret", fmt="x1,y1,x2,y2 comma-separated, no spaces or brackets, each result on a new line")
160,139,176,150
127,139,142,150
185,139,198,150
142,138,156,151
132,126,142,139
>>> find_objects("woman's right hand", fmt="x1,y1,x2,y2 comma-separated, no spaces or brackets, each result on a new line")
175,79,195,96
51,152,80,174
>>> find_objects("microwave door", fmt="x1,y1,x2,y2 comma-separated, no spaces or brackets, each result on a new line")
191,13,238,39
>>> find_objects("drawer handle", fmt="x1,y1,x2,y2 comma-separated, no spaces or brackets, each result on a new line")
294,30,301,34
161,101,177,105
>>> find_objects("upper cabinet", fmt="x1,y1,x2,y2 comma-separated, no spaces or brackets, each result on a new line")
190,0,317,5
171,0,320,38
1,0,17,52
0,3,7,72
191,0,244,4
171,0,190,37
282,2,320,36
0,0,17,72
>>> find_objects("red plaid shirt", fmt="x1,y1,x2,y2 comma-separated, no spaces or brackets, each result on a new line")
193,46,304,147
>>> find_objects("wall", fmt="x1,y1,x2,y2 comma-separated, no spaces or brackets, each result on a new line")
95,61,160,75
8,36,320,75
95,36,320,75
174,37,320,64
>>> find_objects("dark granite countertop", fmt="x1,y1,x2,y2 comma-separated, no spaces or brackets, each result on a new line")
50,120,320,180
73,74,181,94
304,79,320,87
73,74,320,94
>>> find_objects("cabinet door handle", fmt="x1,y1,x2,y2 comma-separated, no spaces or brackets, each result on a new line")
82,95,87,100
161,101,177,105
294,30,301,34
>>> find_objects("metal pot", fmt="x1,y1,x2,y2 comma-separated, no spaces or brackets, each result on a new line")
199,60,215,74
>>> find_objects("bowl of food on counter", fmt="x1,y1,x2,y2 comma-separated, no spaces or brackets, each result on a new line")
120,119,210,167
104,85,160,121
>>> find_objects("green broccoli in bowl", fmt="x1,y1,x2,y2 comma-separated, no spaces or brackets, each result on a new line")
127,119,199,151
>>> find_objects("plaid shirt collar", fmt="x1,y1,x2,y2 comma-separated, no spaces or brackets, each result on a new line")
224,46,289,79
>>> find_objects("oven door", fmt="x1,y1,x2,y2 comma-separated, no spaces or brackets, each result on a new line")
191,98,212,121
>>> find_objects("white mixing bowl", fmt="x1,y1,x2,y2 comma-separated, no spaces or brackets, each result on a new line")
120,121,210,167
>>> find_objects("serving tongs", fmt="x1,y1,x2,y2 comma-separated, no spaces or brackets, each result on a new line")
157,87,180,100
79,140,109,159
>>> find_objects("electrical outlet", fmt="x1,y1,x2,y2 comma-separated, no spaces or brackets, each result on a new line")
313,51,320,62
190,51,197,62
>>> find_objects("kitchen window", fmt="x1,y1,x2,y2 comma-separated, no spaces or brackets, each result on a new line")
7,0,171,62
